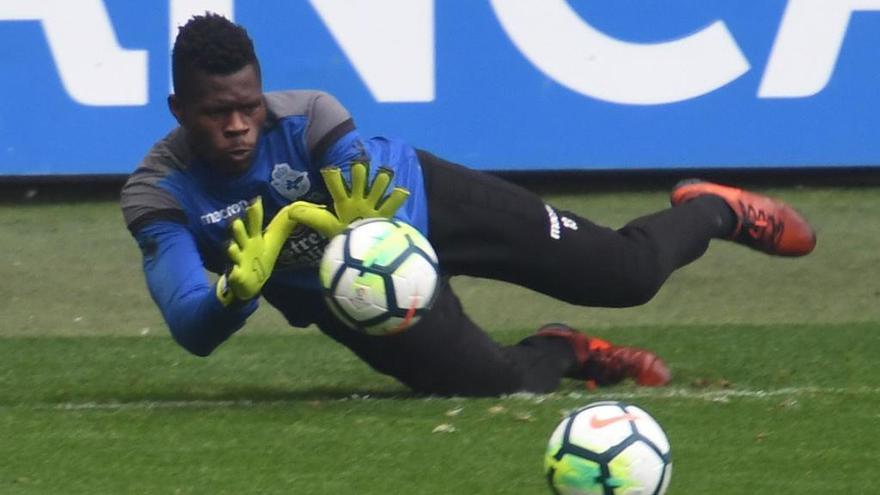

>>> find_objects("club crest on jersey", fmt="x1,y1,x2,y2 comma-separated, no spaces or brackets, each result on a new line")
271,163,310,201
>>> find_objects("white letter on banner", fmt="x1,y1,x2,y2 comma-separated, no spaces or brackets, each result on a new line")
759,0,880,98
0,0,147,106
169,0,235,91
490,0,750,105
309,0,434,102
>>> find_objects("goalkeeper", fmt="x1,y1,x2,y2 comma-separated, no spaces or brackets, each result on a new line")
121,14,816,396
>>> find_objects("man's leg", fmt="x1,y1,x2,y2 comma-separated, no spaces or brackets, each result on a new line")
314,279,577,396
414,151,813,392
419,150,736,307
315,279,670,396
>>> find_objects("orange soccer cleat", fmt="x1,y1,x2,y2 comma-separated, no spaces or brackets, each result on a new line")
670,179,817,257
536,324,671,387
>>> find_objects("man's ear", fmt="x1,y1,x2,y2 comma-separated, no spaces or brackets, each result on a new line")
168,94,184,125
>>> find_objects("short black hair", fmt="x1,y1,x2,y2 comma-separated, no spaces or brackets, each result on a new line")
171,13,260,98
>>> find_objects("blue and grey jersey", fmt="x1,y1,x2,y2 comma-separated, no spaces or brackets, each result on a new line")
120,90,428,355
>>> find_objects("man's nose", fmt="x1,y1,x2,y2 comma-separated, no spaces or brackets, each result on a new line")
224,111,249,135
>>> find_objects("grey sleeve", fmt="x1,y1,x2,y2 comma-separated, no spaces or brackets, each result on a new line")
120,134,188,234
120,169,186,234
264,90,357,163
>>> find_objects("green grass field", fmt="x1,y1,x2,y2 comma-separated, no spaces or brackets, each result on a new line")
1,184,878,494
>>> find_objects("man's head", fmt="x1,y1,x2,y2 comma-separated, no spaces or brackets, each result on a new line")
169,13,267,175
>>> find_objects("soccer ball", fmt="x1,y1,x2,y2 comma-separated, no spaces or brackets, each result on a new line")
319,217,439,335
545,401,672,495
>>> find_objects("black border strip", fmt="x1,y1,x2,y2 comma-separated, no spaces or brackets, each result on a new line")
2,165,879,205
310,118,356,165
127,208,187,234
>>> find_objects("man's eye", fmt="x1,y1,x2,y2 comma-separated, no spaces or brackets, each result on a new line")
242,103,261,115
205,107,229,117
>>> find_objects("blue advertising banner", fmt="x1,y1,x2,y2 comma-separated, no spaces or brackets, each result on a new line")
1,0,880,175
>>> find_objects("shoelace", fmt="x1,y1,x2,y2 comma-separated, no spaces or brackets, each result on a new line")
739,201,785,248
590,348,640,385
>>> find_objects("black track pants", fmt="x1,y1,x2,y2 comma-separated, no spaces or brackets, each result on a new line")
314,151,731,396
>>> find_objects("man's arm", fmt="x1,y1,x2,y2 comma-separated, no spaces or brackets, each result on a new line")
135,221,257,356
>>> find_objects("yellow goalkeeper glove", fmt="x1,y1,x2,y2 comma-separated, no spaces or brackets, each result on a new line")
215,197,301,306
305,162,409,238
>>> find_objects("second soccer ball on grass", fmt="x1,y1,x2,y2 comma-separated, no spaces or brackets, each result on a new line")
319,218,439,335
545,401,672,495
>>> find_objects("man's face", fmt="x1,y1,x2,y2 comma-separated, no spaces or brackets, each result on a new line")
169,63,267,175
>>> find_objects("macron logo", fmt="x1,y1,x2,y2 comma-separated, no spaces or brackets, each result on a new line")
545,204,579,240
546,204,561,240
200,200,249,225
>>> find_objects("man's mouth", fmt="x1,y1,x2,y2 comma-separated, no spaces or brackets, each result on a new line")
228,148,252,159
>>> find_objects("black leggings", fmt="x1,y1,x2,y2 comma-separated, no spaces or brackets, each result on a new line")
314,151,730,396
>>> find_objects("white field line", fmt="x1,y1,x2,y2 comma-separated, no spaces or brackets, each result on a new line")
7,386,879,412
507,386,880,404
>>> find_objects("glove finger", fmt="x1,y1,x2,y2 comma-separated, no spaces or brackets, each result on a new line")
227,241,243,264
226,266,250,298
244,197,263,238
289,202,345,238
226,266,240,287
286,200,326,217
263,205,299,253
366,168,393,206
230,217,249,248
350,162,368,199
377,187,410,218
321,167,348,205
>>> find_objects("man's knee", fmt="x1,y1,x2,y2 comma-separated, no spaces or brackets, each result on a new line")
612,267,665,307
562,248,667,308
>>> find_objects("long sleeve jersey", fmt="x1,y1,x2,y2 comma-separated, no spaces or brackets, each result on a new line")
120,90,428,355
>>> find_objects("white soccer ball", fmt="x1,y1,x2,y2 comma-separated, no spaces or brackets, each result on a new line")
545,401,672,495
319,218,439,335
